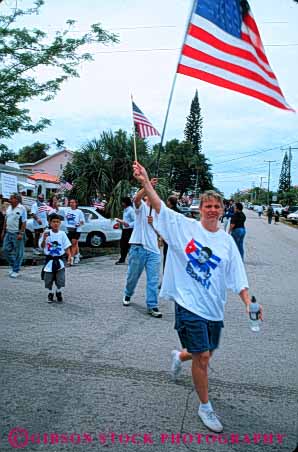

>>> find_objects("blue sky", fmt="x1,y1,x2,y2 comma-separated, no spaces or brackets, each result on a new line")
3,0,298,196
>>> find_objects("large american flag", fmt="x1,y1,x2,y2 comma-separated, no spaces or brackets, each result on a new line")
177,0,293,111
132,101,160,138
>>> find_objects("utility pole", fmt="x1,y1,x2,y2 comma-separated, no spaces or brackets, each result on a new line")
264,160,276,206
260,176,266,204
288,146,298,189
252,181,255,203
260,176,266,189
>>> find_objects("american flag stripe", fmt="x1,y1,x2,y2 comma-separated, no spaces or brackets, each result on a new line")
189,15,274,76
38,205,50,213
132,101,160,138
177,1,293,111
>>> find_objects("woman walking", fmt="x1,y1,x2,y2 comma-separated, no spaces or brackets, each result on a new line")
64,199,85,265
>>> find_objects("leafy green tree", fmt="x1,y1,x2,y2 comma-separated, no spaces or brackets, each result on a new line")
184,90,203,154
278,151,291,192
278,188,298,206
62,129,153,217
18,141,49,163
183,90,213,194
0,146,17,164
154,139,213,197
0,0,118,141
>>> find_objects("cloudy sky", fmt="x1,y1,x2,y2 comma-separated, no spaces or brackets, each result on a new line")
3,0,298,196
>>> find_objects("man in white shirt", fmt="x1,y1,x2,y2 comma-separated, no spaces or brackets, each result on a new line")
122,181,162,318
1,193,27,278
132,161,262,433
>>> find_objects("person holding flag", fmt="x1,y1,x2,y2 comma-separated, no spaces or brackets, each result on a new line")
30,193,49,255
132,160,263,433
122,179,162,318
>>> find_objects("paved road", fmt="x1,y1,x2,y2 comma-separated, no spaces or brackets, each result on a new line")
0,209,297,452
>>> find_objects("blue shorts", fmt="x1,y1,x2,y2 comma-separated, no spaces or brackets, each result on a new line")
174,303,224,354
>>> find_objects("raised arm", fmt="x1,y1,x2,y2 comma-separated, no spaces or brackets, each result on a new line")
134,187,146,208
133,162,161,213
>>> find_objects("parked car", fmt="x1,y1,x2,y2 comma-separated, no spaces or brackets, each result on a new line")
281,205,298,218
287,210,298,225
25,206,121,248
178,206,192,217
269,203,283,214
190,198,200,213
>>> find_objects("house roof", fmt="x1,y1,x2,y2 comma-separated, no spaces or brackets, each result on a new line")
0,163,32,176
19,149,74,167
28,173,59,184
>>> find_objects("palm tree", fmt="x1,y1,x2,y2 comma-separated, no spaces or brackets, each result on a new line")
62,129,154,216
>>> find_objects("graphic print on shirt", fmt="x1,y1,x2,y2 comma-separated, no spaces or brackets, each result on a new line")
47,240,62,256
185,239,221,290
66,212,77,226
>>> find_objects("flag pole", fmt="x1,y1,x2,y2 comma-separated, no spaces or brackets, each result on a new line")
155,0,198,177
131,93,138,161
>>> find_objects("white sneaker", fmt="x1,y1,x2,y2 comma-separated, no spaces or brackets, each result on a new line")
73,255,80,264
10,271,20,278
198,408,223,433
122,295,131,306
69,257,74,266
8,268,13,275
33,248,42,255
170,350,182,381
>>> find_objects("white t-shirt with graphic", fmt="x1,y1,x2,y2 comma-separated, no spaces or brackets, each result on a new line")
129,200,160,255
153,202,248,321
39,230,71,272
64,208,85,232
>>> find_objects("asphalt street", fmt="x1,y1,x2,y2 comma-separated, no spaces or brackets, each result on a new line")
0,209,297,452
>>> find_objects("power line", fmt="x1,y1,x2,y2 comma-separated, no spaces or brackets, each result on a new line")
92,42,298,55
212,140,298,166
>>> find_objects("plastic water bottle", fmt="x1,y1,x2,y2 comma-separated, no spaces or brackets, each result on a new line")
249,296,261,332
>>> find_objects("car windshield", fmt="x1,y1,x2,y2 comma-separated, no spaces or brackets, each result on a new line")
192,199,200,206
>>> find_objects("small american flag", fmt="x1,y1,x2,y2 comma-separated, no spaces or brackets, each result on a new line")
132,101,160,138
38,204,51,213
177,0,294,111
93,201,106,210
59,181,73,191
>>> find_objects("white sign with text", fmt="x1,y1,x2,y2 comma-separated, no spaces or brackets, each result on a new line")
1,173,18,198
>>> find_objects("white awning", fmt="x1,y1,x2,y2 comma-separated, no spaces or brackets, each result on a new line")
18,182,36,189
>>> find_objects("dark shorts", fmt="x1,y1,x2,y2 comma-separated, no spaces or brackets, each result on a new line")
34,228,44,233
174,303,224,354
67,231,81,241
44,268,65,289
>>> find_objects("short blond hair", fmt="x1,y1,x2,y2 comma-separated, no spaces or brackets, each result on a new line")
199,190,224,208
